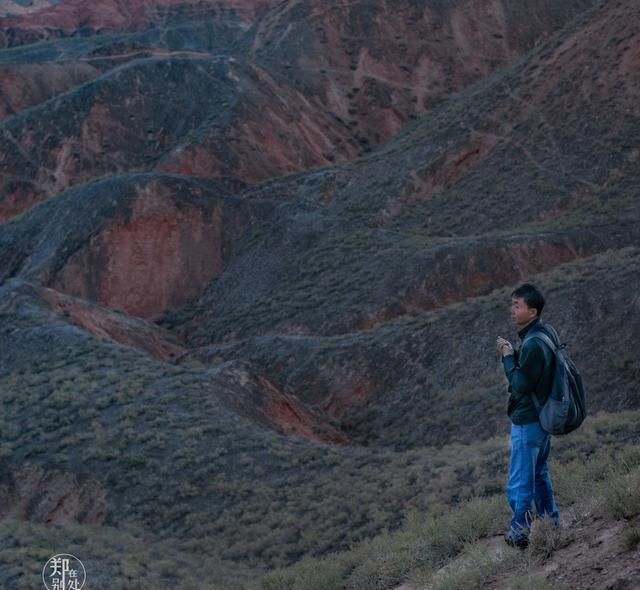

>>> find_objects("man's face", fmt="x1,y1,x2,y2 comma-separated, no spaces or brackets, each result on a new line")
510,296,538,327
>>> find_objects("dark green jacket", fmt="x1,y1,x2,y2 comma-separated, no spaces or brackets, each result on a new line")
502,318,556,425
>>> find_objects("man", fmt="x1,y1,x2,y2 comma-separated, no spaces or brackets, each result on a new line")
496,283,560,548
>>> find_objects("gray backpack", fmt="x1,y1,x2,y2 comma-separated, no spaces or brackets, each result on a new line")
523,326,587,435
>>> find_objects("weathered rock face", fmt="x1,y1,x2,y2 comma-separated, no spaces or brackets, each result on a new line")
39,286,186,361
51,181,240,319
0,5,272,119
211,362,350,444
0,461,106,524
0,174,267,320
153,61,361,183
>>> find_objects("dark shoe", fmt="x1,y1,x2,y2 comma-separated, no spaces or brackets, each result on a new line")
504,529,529,549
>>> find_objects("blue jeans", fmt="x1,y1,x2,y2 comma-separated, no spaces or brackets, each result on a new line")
507,422,560,540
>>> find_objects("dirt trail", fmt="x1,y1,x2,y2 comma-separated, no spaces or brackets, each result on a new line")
537,516,640,590
394,513,640,589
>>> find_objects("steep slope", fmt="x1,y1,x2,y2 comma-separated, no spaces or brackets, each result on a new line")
160,0,640,447
1,0,639,588
0,56,360,221
0,276,507,573
248,0,639,235
39,285,187,362
0,60,99,120
2,0,638,450
184,247,640,448
256,441,640,590
0,173,273,318
0,0,280,47
250,0,598,146
167,0,640,338
0,0,599,221
0,1,274,119
1,272,638,587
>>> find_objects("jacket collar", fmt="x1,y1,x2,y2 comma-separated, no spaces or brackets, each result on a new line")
518,317,542,341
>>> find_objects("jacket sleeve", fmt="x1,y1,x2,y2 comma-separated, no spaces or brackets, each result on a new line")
502,340,545,395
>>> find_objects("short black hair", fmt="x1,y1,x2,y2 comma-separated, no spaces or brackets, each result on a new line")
511,283,545,316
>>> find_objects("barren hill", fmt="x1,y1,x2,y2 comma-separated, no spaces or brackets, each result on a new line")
0,0,595,219
162,0,640,447
1,0,639,589
0,55,362,220
0,0,280,46
250,0,597,145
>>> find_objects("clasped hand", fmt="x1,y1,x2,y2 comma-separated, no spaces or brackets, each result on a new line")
496,336,514,357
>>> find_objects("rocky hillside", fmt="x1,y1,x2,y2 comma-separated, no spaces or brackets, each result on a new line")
164,0,640,447
0,0,595,219
1,0,639,589
249,0,597,145
256,435,640,590
0,0,280,46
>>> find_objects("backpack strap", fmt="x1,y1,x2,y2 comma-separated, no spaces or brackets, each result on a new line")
524,331,557,353
521,329,558,413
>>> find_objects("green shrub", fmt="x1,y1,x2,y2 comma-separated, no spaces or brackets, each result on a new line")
344,528,423,590
527,517,569,560
260,573,296,590
428,544,504,590
597,465,640,520
416,495,506,566
260,557,347,590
